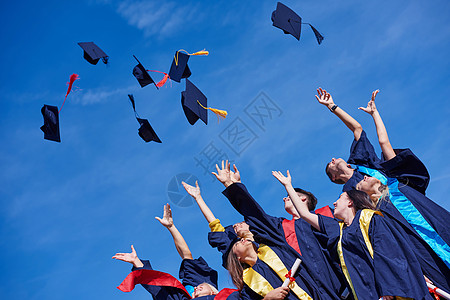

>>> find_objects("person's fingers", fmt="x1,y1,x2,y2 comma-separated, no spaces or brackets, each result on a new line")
221,160,224,170
155,217,162,222
195,180,199,188
215,164,220,173
131,245,136,254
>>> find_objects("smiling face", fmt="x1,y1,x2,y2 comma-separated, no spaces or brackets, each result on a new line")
333,192,352,220
233,221,250,235
232,238,255,262
356,175,381,194
192,283,216,298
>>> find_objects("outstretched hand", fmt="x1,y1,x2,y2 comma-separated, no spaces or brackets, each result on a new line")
263,287,289,299
212,160,233,187
272,170,292,187
315,87,334,107
155,203,174,228
182,181,201,199
230,164,241,183
112,245,143,268
358,90,379,115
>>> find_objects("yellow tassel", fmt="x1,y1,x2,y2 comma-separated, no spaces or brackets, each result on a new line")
175,49,209,65
197,100,227,123
190,50,209,56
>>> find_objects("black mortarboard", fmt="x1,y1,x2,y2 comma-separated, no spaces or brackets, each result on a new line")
132,55,157,89
78,42,109,65
168,51,192,83
127,94,161,143
181,79,208,125
179,257,218,289
271,2,324,44
40,104,61,143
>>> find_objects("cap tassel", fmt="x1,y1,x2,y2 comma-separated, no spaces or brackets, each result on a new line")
148,70,170,88
197,100,228,122
175,49,209,65
59,73,80,114
190,49,209,56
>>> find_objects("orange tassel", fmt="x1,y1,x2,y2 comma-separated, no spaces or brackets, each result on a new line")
197,100,227,123
175,49,209,65
155,72,169,88
190,49,209,56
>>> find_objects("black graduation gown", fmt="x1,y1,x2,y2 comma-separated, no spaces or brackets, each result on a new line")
319,211,432,300
343,130,450,290
223,182,327,300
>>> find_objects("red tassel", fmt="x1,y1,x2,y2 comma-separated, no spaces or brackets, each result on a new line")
59,73,80,114
155,72,169,88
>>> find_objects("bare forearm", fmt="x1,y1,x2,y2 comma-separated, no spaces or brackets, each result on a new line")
372,111,396,160
332,106,363,141
194,195,217,224
167,225,193,260
285,185,320,231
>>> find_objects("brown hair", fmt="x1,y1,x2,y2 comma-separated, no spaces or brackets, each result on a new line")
346,189,376,211
226,248,244,291
294,187,318,211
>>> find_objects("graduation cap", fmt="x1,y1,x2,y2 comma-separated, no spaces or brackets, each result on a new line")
181,79,227,125
132,56,169,89
40,105,61,142
179,257,218,289
127,94,162,143
168,49,209,83
208,229,239,268
271,2,324,44
78,42,109,65
40,74,79,143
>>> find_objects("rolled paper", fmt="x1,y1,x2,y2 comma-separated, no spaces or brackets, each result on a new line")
282,258,302,288
426,282,450,300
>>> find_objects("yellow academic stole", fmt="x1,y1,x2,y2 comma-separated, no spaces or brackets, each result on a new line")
337,209,383,300
242,244,313,300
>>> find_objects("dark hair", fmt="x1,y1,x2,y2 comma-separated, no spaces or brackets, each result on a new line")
294,187,318,211
346,189,376,211
226,247,244,291
325,162,345,185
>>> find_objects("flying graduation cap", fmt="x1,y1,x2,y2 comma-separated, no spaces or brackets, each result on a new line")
271,2,324,44
127,94,161,143
78,42,109,65
132,55,169,89
168,49,209,83
40,74,80,143
40,105,60,142
181,79,227,125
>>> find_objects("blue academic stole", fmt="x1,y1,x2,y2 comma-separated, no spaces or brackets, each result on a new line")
355,166,450,267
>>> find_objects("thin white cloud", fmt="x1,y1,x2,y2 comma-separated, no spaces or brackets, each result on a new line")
116,0,202,38
72,85,135,105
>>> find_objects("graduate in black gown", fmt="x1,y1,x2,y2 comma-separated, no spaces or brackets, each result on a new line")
113,204,239,300
316,88,450,291
183,171,350,299
209,161,335,300
272,170,432,300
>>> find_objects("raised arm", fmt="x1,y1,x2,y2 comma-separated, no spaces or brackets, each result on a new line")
182,181,216,224
316,87,363,140
272,171,320,231
358,90,396,160
155,203,193,260
112,245,144,268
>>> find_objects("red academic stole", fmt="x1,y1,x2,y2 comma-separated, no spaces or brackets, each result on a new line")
117,269,191,298
282,218,302,255
315,205,334,218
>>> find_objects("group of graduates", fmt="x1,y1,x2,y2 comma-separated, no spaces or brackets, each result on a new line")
112,88,450,300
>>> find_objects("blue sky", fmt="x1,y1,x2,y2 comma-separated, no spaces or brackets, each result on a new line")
1,0,449,299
